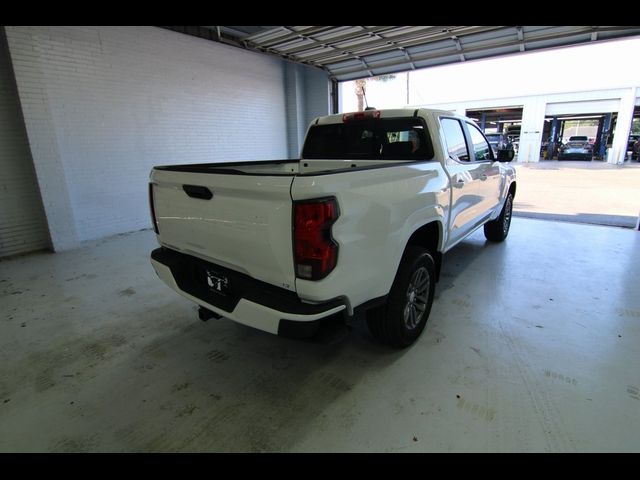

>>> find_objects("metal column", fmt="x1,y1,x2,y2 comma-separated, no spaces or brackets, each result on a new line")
548,117,558,159
330,79,339,114
599,113,612,159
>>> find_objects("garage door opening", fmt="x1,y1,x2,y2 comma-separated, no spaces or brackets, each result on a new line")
512,108,640,229
466,107,523,156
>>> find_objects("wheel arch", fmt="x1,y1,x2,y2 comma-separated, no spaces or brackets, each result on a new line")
405,220,443,282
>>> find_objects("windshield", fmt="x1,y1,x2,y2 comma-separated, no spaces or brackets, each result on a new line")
302,117,434,160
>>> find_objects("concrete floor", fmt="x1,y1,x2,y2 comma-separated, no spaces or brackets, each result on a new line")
513,160,640,228
1,219,639,452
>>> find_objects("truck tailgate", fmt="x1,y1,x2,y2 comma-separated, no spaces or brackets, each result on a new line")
151,168,296,292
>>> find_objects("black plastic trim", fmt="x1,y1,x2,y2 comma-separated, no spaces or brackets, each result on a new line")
151,247,345,315
297,159,439,177
148,183,159,234
153,157,440,178
352,295,388,317
154,159,298,176
183,184,213,200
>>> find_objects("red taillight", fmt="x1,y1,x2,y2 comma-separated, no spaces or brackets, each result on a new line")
294,198,339,280
149,183,159,234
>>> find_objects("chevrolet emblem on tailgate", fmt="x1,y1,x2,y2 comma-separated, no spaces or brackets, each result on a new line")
206,269,229,295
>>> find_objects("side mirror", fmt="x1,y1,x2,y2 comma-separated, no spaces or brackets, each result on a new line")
497,148,515,162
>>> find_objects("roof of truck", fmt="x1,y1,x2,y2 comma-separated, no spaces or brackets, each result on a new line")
314,107,457,125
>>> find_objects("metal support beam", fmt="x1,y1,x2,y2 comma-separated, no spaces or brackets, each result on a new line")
517,27,525,52
600,113,612,158
331,79,339,114
327,26,633,78
370,31,417,70
281,26,397,61
548,117,558,159
280,26,396,56
304,26,502,65
609,87,636,164
451,34,466,62
249,26,337,48
359,58,374,77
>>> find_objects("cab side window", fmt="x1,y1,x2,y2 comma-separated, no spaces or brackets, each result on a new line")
467,123,493,161
441,118,470,162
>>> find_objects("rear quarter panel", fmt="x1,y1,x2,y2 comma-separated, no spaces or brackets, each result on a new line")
291,162,449,310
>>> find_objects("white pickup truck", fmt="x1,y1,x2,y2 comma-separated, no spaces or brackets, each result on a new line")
149,108,516,347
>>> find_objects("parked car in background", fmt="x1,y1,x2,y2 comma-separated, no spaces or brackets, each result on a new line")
505,125,521,155
558,136,593,160
628,134,640,154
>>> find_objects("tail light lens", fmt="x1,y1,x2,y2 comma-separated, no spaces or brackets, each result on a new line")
294,198,339,280
149,183,159,234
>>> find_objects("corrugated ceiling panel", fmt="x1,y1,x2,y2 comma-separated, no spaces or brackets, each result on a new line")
189,26,640,81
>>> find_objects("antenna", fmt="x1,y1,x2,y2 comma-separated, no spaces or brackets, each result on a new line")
362,84,376,111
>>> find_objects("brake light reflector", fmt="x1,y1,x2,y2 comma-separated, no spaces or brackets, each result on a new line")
294,198,339,280
149,183,159,234
342,110,381,122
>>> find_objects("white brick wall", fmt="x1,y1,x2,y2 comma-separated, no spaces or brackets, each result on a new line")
0,29,50,257
5,26,297,249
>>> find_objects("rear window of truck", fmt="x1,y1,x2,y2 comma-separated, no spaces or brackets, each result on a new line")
302,117,434,160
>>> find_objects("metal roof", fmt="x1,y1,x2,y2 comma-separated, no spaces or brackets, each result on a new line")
165,26,640,82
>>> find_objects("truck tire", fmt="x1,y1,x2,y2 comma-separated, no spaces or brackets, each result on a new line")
367,246,435,348
484,192,513,242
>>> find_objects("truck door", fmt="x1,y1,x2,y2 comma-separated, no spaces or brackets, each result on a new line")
465,122,501,215
439,117,487,247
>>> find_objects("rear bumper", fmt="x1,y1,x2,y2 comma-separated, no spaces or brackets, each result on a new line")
150,247,346,336
558,150,592,159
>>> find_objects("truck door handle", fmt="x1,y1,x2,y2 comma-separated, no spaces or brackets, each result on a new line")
183,185,213,200
454,179,465,188
480,174,488,181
